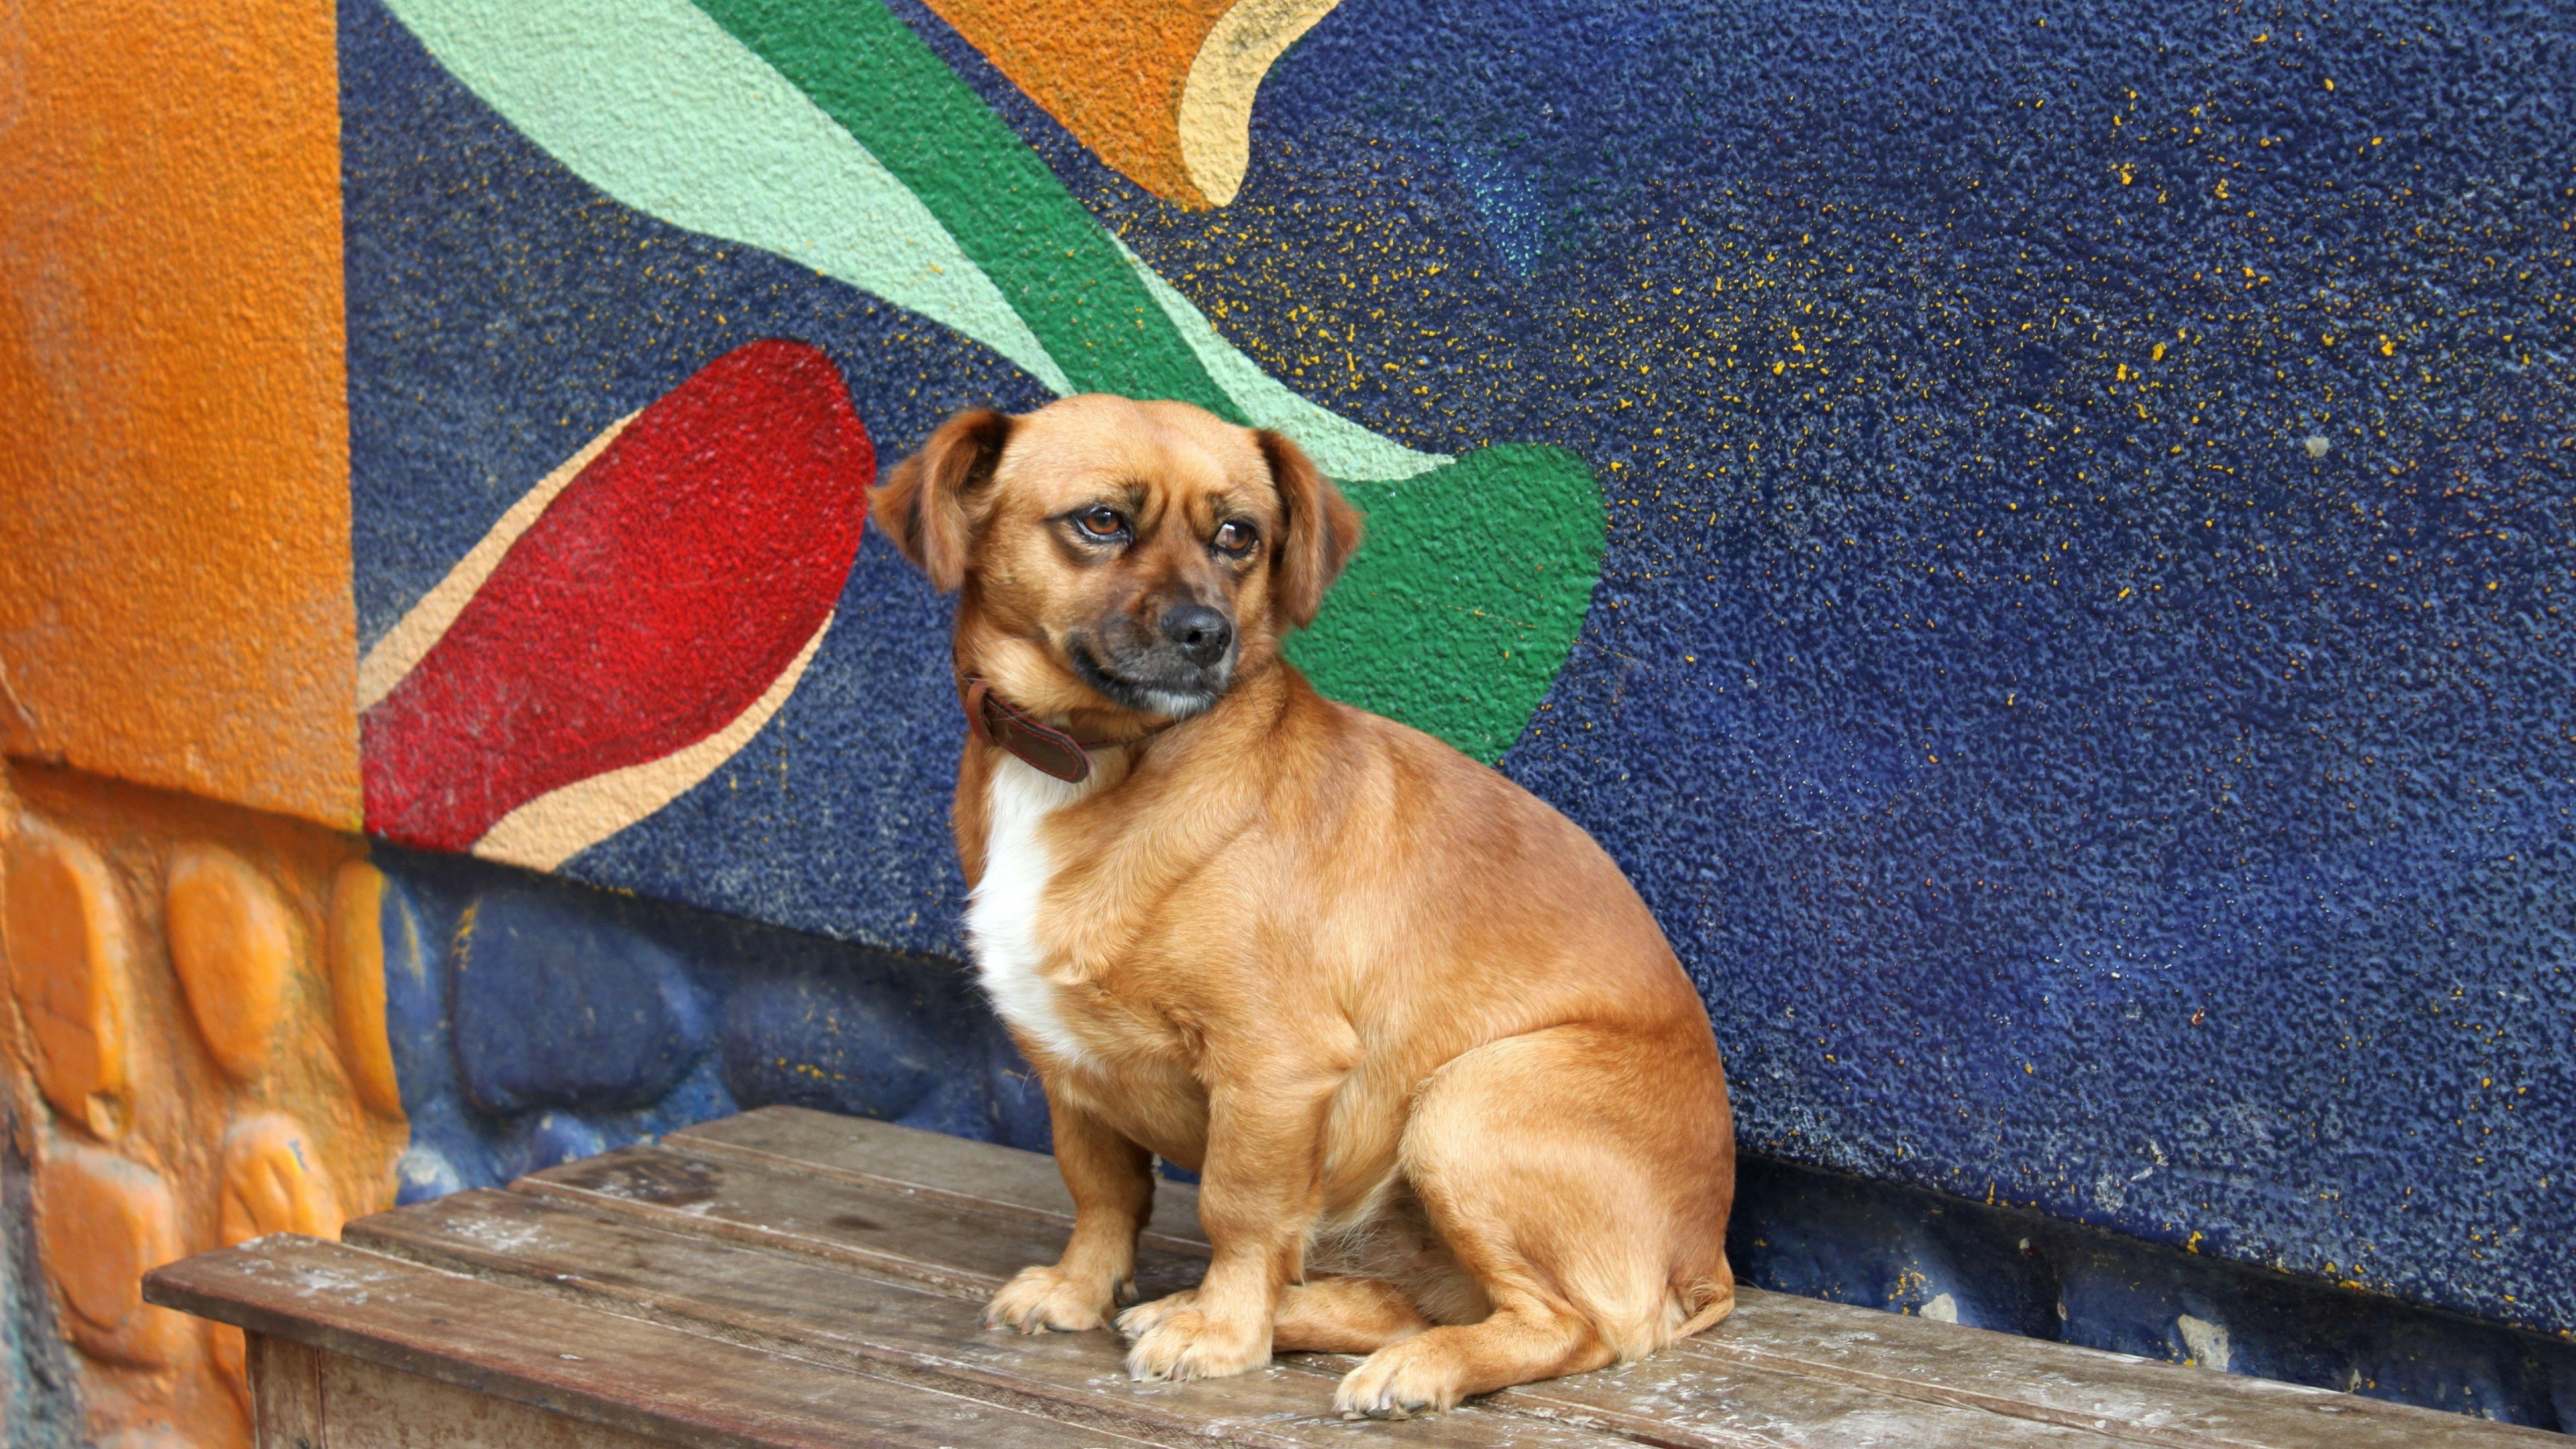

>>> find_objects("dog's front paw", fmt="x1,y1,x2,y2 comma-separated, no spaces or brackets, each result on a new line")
1112,1288,1196,1340
1334,1336,1467,1419
1122,1304,1270,1382
984,1265,1124,1334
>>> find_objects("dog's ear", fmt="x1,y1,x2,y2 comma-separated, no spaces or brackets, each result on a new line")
868,409,1014,591
1259,429,1363,632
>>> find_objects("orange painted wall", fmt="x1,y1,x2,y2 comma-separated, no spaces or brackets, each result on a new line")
923,0,1231,205
0,0,360,831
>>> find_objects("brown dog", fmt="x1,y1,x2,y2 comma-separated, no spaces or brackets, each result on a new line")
869,395,1736,1416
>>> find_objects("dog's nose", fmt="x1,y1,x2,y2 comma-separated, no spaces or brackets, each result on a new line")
1160,604,1234,668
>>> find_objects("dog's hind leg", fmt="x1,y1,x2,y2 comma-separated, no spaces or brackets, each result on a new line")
1333,1022,1734,1417
1334,1297,1609,1417
1273,1277,1432,1353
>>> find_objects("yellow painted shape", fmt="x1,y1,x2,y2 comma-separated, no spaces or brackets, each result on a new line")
327,861,404,1117
0,0,357,830
35,1140,192,1367
922,0,1340,207
1177,0,1344,207
4,816,133,1139
166,845,297,1081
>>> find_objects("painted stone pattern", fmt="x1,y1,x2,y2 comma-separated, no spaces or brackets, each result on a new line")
0,769,407,1448
1,0,2573,1441
370,845,1048,1205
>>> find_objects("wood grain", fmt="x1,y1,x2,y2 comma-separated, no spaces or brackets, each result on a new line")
1654,1293,2553,1449
250,1334,323,1449
670,1106,1213,1252
506,1151,2146,1447
370,1186,1645,1448
319,1351,676,1449
146,1234,1171,1449
154,1108,2561,1449
517,1142,1207,1301
670,1108,2561,1449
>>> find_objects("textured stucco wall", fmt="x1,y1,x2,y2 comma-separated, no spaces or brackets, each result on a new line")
337,0,2576,1350
0,9,384,1441
0,0,360,830
3,0,2572,1438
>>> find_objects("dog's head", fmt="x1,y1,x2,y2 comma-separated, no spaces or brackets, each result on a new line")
869,396,1362,720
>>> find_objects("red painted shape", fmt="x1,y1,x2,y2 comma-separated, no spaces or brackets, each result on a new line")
362,339,873,852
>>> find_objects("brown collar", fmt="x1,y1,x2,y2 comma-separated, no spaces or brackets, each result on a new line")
961,677,1172,784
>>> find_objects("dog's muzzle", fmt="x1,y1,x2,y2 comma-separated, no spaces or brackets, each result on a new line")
1073,605,1237,716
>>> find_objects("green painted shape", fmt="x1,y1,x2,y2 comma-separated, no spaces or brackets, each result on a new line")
1287,445,1607,764
688,0,1239,418
386,0,1610,757
378,0,1070,391
381,0,1424,469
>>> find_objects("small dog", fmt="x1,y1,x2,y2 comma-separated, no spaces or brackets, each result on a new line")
871,396,1736,1417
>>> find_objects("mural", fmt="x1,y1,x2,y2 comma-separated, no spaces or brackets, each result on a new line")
359,338,876,867
343,0,1607,817
368,843,1051,1203
3,0,2573,1440
343,0,2576,1334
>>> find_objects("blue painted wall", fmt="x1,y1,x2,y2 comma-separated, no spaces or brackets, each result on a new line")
343,0,2576,1379
372,846,1049,1199
368,844,2576,1425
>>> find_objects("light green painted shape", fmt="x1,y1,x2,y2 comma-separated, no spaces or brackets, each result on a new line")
386,0,1610,763
382,0,1446,482
1110,239,1448,483
689,0,1236,417
378,0,1072,393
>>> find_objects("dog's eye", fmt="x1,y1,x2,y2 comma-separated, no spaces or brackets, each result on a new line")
1212,520,1257,556
1075,506,1128,539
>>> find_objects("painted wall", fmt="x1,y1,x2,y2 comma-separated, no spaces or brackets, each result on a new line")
0,0,360,829
339,0,2576,1332
3,0,2574,1440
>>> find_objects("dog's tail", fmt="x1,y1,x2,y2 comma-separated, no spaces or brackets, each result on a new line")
1668,1250,1739,1342
1589,1265,1738,1363
1674,1279,1737,1338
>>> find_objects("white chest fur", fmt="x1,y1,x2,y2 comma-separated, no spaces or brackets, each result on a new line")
966,756,1097,1068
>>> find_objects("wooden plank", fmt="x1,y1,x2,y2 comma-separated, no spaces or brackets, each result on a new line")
348,1188,1642,1449
516,1144,1206,1302
144,1234,1173,1449
674,1109,2558,1449
250,1334,323,1449
1478,1349,2149,1449
669,1108,1211,1252
1668,1291,2569,1449
318,1350,674,1449
500,1156,2147,1448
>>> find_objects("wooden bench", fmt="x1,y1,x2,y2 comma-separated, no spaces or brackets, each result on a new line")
145,1106,2553,1448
